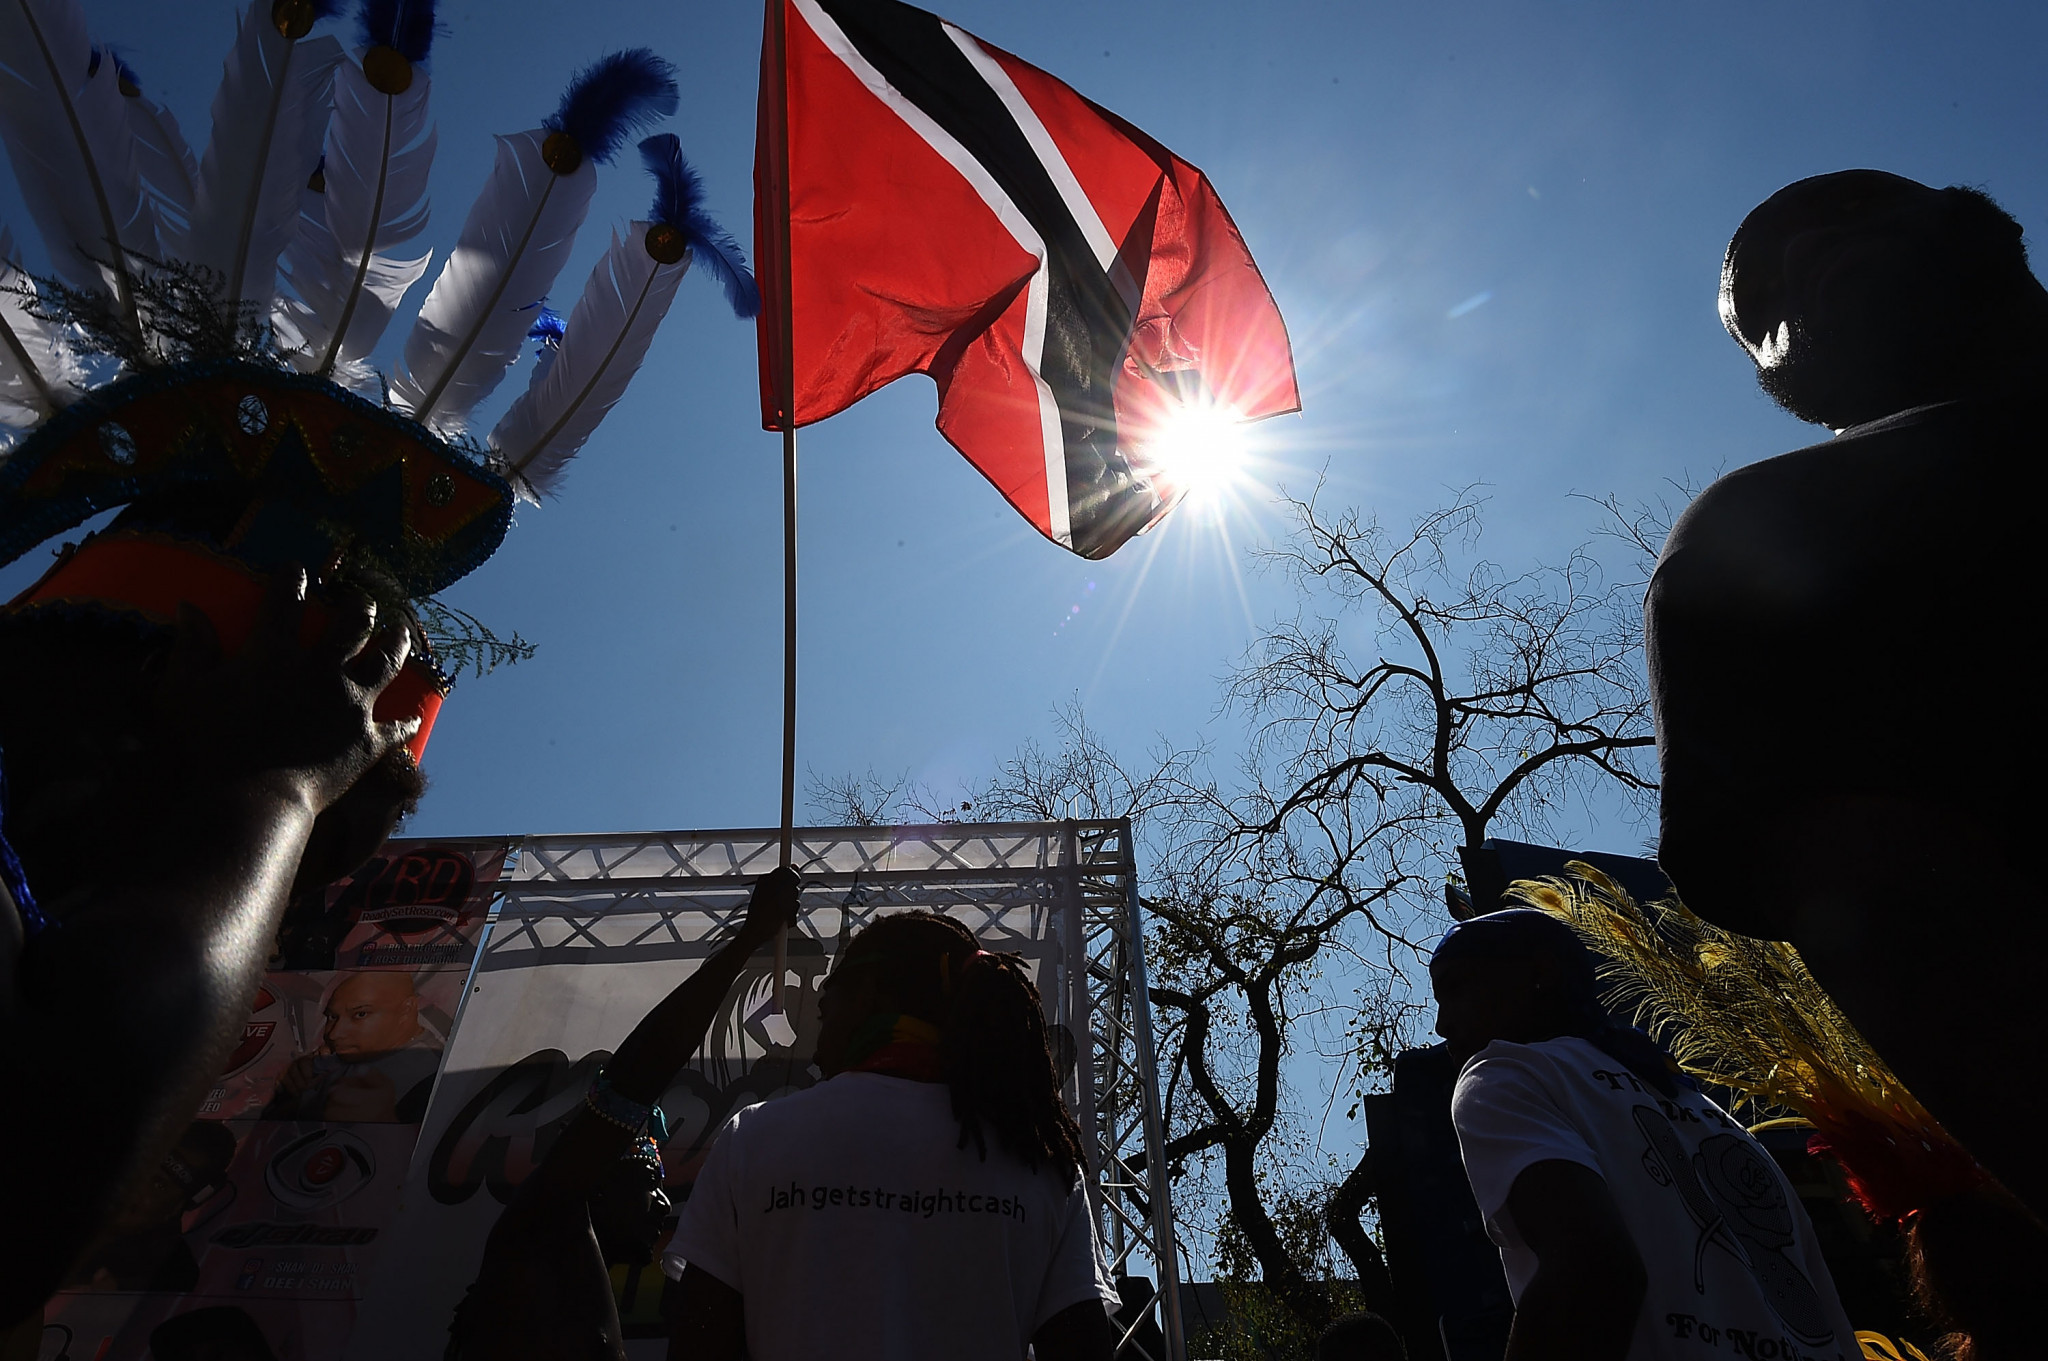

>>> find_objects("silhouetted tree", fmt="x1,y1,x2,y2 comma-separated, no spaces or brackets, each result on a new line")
1200,486,1655,1324
817,486,1662,1354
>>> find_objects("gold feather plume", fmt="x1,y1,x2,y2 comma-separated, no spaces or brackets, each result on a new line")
1510,865,1983,1222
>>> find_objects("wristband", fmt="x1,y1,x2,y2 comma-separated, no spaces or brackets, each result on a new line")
585,1070,662,1138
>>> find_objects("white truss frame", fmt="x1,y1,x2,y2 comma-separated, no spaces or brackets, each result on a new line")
471,818,1184,1361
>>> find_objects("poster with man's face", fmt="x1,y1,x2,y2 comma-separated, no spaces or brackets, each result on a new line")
40,840,505,1361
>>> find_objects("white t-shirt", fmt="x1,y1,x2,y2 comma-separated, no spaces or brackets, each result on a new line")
1451,1036,1857,1361
664,1071,1116,1360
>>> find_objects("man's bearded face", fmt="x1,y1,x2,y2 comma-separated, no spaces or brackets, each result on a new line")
322,973,423,1058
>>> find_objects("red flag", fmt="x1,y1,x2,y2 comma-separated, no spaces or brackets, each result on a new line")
756,0,1299,559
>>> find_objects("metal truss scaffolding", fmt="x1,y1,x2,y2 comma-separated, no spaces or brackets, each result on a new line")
473,818,1185,1361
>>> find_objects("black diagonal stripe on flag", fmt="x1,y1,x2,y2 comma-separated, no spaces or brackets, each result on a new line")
757,0,1298,559
815,0,1150,555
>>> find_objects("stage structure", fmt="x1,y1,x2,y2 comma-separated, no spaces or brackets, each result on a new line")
340,819,1184,1361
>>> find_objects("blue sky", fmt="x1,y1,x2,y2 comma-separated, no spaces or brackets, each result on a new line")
6,0,2045,851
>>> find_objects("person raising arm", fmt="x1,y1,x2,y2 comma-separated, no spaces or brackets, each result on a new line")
445,866,801,1361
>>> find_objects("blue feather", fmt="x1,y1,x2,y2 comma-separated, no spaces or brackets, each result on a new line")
545,50,678,166
356,0,438,63
85,46,139,89
638,133,760,319
523,302,566,352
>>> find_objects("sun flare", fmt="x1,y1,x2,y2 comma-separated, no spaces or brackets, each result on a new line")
1145,398,1250,507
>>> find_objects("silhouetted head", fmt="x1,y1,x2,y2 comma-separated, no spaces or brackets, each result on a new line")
0,610,421,918
1429,907,1687,1095
1721,170,2048,429
1317,1311,1407,1361
815,911,1087,1182
1430,909,1592,1066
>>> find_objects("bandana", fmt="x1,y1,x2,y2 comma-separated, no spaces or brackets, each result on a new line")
1432,907,1692,1097
845,1014,945,1083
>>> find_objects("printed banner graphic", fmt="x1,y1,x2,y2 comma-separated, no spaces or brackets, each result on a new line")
39,840,506,1361
35,829,1090,1361
343,833,1084,1361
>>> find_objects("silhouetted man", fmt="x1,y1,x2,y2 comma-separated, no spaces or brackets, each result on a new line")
445,869,800,1361
1647,170,2048,1216
1432,910,1853,1361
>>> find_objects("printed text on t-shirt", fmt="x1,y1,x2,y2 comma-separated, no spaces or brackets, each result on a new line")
761,1181,1029,1224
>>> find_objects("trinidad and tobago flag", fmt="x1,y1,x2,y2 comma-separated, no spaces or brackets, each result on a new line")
755,0,1299,559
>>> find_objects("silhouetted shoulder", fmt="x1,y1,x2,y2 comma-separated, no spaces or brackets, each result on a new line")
1652,396,2046,641
1663,403,1959,576
1647,391,2042,934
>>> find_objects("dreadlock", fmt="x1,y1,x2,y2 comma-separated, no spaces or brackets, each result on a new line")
835,911,1087,1185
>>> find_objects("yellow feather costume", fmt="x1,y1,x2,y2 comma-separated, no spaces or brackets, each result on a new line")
1509,865,1984,1222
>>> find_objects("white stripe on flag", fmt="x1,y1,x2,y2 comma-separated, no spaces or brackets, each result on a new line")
793,0,1071,548
943,25,1141,309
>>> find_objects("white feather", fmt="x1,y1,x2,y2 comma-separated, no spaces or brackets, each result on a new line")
390,129,596,433
1,223,85,427
0,0,151,313
276,54,434,378
488,221,687,500
119,79,199,257
179,0,341,313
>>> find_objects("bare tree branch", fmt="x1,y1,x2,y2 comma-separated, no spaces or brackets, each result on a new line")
817,487,1663,1354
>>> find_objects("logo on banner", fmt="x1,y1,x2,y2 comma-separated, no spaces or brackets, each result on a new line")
265,1128,377,1211
222,1020,278,1076
428,1049,606,1206
357,848,478,934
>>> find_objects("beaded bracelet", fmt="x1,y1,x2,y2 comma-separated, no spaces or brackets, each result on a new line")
585,1070,657,1136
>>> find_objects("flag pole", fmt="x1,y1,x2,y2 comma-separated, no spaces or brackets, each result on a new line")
767,0,797,1012
772,421,795,1009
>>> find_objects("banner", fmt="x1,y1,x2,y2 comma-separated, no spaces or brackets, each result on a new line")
37,840,508,1361
32,825,1099,1361
344,833,1082,1361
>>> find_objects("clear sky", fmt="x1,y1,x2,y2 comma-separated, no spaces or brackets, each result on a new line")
5,0,2044,849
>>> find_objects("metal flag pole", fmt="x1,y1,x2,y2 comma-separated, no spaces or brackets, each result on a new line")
766,0,797,1012
772,421,796,1008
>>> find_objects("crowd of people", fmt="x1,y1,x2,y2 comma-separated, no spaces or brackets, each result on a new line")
4,163,2042,1359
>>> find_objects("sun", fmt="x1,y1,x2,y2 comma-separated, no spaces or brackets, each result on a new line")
1144,397,1250,508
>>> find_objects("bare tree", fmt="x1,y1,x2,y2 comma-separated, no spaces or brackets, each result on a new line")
1140,485,1659,1350
970,702,1207,826
815,488,1661,1356
1234,484,1656,856
807,768,910,826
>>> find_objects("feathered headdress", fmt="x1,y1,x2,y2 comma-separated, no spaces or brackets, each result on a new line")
1512,866,1987,1223
0,0,755,759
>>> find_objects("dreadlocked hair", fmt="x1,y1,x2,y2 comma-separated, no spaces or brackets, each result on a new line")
838,911,1087,1185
